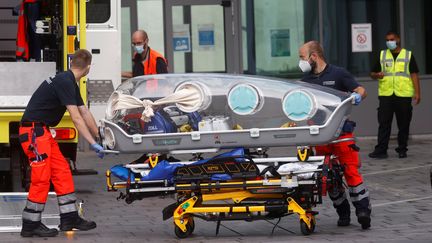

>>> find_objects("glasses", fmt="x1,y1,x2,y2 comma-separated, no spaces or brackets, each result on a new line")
132,42,144,47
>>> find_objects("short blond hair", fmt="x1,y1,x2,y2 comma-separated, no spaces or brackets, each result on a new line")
71,49,92,69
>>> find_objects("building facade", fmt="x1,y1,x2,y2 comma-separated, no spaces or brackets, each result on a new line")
117,0,432,135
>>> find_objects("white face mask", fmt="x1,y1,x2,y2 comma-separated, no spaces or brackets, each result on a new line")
299,59,312,73
134,45,144,54
386,41,397,50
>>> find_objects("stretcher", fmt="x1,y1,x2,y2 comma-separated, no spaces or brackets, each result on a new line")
100,74,352,238
105,147,344,238
99,74,354,154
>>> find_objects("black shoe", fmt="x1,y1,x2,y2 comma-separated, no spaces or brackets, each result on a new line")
368,151,388,159
21,222,58,237
398,151,407,158
337,217,351,226
335,199,351,226
357,211,371,229
59,216,97,231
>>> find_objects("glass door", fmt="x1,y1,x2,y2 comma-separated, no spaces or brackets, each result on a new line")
164,0,242,73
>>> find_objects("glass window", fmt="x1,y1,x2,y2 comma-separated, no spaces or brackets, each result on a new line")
404,0,429,74
86,0,111,23
191,5,225,72
241,0,251,74
242,0,319,78
424,1,432,74
322,0,397,76
137,0,165,56
172,6,186,73
121,7,132,72
171,5,226,73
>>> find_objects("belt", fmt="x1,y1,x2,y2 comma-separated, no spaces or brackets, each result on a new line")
20,121,48,128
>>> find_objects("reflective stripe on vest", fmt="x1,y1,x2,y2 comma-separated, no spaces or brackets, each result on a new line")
379,48,413,97
142,49,167,75
16,1,29,60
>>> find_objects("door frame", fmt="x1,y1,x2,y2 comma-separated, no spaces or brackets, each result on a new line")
163,0,242,73
121,0,138,63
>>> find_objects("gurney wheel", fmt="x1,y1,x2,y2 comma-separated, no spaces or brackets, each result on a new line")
300,218,315,235
174,218,194,239
189,217,195,232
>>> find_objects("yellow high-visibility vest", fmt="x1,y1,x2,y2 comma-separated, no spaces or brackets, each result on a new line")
379,48,413,97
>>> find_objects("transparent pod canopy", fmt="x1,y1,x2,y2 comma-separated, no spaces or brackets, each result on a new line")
105,74,351,135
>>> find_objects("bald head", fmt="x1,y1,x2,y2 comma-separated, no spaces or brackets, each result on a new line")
132,30,148,46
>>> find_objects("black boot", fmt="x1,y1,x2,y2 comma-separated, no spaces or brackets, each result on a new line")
353,197,372,229
336,199,351,227
59,211,97,231
21,220,58,237
357,210,371,229
337,216,351,227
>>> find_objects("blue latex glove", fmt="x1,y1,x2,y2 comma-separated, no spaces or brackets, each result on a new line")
91,143,104,159
351,92,362,105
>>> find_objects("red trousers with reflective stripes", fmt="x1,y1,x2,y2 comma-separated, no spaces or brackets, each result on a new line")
315,132,363,187
19,126,75,204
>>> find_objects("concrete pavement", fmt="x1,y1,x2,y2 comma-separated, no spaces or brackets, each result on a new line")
2,137,432,242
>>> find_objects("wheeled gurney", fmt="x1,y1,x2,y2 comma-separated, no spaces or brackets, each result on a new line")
99,74,354,238
106,147,344,238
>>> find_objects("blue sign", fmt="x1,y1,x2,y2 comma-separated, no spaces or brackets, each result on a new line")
198,30,214,46
173,37,190,52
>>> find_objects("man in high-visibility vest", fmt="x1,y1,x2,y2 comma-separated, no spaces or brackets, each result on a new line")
121,30,168,78
369,31,421,159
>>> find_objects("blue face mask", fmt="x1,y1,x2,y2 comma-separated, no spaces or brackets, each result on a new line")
386,41,397,50
134,45,144,54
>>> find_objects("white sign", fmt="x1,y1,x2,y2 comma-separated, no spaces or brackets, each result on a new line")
351,23,372,52
173,24,191,52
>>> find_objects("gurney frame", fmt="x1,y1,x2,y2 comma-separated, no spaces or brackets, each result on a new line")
105,147,344,238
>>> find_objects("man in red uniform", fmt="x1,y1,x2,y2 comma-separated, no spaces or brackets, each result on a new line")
19,49,105,237
121,30,168,78
298,41,371,229
16,0,42,61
